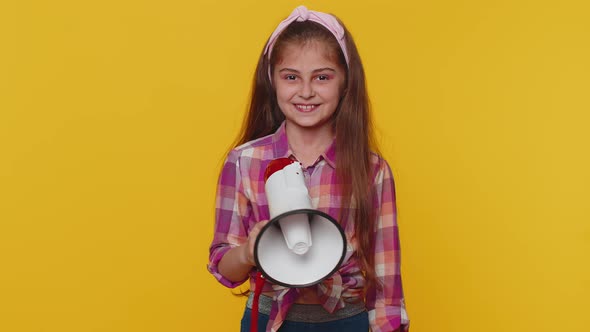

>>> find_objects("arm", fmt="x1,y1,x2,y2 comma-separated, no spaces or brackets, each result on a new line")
208,150,255,287
218,220,269,282
366,158,410,332
217,242,251,283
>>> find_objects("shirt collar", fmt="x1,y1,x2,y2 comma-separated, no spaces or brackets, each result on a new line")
271,121,337,169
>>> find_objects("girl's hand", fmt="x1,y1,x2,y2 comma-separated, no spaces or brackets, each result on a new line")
241,220,270,266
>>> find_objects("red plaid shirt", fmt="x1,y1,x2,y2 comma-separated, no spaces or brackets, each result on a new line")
208,122,409,332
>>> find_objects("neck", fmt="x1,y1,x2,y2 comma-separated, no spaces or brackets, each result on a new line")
285,122,334,167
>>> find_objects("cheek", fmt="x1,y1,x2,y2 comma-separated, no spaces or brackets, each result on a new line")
275,84,297,101
317,86,343,102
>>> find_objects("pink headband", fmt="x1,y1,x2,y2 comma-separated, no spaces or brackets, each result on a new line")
264,5,350,78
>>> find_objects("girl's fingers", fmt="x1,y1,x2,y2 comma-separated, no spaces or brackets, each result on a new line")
252,219,270,232
246,220,270,265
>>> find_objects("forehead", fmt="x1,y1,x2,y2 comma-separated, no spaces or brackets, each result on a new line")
274,40,342,70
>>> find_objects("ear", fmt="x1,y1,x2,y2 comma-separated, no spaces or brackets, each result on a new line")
340,87,347,100
339,77,348,97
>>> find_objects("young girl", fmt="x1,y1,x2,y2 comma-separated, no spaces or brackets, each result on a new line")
208,6,409,332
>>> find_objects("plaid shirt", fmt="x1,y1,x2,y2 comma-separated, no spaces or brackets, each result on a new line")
208,122,409,332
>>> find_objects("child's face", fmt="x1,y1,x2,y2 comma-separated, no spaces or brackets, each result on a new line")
273,40,346,134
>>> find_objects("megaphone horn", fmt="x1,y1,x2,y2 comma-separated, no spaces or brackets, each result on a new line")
253,158,347,288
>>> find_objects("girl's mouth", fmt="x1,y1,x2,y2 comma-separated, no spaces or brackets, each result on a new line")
295,104,319,112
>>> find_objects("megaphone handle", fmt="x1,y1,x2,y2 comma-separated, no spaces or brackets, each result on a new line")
250,271,265,332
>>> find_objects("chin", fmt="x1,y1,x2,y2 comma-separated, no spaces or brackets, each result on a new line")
289,118,332,130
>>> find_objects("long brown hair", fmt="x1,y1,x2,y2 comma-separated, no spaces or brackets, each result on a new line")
235,19,380,296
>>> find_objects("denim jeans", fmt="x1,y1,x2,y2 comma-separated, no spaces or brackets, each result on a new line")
240,307,369,332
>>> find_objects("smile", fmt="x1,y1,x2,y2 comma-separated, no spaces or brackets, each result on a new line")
294,104,319,112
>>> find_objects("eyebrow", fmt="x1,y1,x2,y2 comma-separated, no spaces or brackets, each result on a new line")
278,67,337,73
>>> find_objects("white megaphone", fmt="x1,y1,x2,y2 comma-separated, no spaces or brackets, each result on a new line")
253,158,347,288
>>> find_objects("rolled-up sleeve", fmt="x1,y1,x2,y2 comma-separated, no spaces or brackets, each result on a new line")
367,158,410,332
207,149,252,288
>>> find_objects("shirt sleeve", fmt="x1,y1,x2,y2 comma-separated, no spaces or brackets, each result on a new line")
207,149,253,288
366,158,410,332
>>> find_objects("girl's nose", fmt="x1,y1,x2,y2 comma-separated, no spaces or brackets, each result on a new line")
299,81,315,98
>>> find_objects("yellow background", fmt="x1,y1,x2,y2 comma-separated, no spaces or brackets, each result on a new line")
1,0,589,331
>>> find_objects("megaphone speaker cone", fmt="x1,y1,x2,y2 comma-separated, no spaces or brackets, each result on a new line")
254,209,346,288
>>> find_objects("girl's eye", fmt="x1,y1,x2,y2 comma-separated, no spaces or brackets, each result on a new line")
285,74,297,80
316,75,330,81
